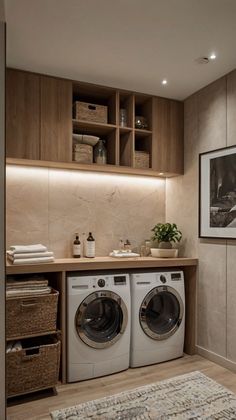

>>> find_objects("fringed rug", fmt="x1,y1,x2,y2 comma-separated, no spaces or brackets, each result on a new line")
51,371,236,419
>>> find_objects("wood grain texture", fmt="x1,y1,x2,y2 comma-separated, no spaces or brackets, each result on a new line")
183,265,197,355
58,271,67,384
6,69,40,159
6,157,179,178
7,355,236,419
6,256,198,275
152,97,184,174
40,76,72,162
119,130,134,167
227,69,236,147
6,68,184,177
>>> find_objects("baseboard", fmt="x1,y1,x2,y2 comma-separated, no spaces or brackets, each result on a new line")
196,345,236,372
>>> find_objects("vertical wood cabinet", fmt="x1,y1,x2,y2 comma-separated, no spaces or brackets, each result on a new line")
6,69,40,159
6,70,72,163
40,76,72,162
152,97,184,175
6,68,184,177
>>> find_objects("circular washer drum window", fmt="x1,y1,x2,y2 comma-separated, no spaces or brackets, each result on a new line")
75,291,128,349
139,286,184,340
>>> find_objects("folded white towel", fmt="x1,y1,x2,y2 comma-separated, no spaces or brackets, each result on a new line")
109,251,140,258
12,341,22,352
8,256,54,265
7,279,48,287
73,134,99,146
6,287,51,296
7,251,54,259
9,244,48,254
6,341,14,353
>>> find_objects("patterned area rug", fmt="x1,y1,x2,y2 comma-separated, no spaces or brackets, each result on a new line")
51,371,236,419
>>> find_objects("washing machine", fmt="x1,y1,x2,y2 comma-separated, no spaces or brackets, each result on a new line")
130,270,185,368
67,273,131,382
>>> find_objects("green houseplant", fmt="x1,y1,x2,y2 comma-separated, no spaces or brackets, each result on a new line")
151,222,182,249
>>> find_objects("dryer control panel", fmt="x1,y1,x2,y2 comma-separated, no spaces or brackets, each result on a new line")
67,273,129,294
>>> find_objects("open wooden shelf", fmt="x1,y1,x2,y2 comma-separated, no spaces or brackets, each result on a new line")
6,158,173,178
135,128,152,136
73,119,117,135
6,68,184,177
119,126,133,134
6,329,61,341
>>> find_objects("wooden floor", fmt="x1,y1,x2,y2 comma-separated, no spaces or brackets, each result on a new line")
7,354,236,420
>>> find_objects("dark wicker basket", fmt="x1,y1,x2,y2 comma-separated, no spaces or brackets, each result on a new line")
6,289,59,339
7,336,61,397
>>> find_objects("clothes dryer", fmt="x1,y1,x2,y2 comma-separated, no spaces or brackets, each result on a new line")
130,271,185,367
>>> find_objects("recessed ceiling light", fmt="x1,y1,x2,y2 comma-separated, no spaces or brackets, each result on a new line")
162,79,167,85
209,53,216,60
195,57,209,64
159,172,164,175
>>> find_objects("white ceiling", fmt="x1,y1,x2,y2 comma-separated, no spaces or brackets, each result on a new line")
5,0,236,100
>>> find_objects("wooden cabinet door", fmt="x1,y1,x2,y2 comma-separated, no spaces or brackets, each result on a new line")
40,76,72,162
152,97,184,175
6,69,40,159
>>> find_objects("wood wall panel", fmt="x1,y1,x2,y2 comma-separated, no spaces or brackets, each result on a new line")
40,76,72,162
166,94,198,258
226,70,236,362
152,97,183,174
167,75,232,363
6,69,40,159
197,77,227,356
227,70,236,147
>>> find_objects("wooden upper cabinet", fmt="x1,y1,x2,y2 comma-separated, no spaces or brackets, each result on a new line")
6,69,184,177
6,69,40,159
40,76,72,162
152,97,184,175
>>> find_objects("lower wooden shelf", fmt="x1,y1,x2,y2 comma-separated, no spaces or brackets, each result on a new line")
6,329,61,341
6,158,179,178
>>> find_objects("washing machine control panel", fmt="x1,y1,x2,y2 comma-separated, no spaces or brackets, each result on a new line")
97,278,106,287
171,272,182,281
160,275,167,284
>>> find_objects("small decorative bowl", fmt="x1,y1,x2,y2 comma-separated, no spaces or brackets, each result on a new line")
151,248,178,258
135,116,148,130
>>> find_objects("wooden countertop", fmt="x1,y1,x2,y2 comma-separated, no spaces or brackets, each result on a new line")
6,256,198,275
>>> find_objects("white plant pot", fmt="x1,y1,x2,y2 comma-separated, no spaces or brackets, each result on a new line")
150,248,178,258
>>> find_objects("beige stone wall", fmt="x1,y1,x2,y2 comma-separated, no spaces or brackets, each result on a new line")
6,167,165,257
166,70,236,365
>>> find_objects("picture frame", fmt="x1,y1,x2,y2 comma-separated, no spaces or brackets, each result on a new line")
199,145,236,239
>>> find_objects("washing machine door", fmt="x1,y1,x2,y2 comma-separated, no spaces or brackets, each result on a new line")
139,286,184,340
75,291,128,349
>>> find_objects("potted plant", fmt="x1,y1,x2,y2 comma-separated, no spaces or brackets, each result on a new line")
150,222,182,257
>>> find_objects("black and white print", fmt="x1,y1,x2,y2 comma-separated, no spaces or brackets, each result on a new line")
199,145,236,238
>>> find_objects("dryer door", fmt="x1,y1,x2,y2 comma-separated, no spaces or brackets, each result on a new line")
75,291,128,349
139,286,184,340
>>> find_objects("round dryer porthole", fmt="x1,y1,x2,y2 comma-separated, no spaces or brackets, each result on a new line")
139,286,184,340
75,290,128,349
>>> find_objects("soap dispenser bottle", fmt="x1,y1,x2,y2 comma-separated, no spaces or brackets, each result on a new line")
73,233,81,258
86,232,95,258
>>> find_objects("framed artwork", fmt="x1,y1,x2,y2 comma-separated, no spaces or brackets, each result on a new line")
199,145,236,239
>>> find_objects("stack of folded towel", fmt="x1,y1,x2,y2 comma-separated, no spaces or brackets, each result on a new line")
6,341,22,353
7,244,54,265
6,278,51,297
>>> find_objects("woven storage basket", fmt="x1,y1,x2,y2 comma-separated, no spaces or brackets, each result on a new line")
74,101,108,124
7,336,61,397
6,289,59,339
134,151,150,169
73,143,93,164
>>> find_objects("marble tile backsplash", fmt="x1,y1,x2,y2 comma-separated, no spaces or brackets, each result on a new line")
6,166,165,258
